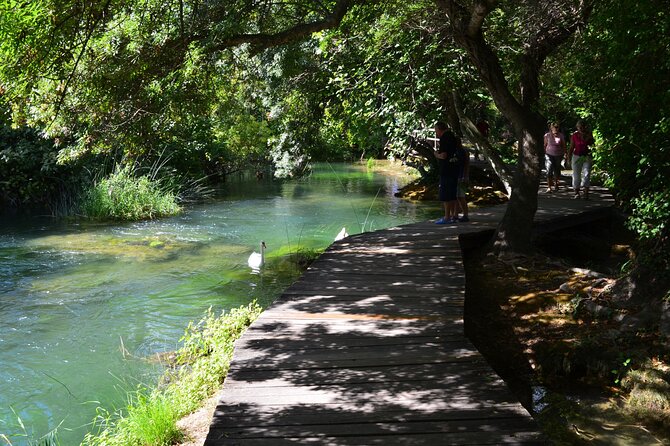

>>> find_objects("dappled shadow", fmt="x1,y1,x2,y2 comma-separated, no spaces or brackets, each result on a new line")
204,224,544,445
203,193,616,444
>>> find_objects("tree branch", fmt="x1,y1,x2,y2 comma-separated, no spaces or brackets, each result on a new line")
206,0,359,54
520,0,594,105
49,0,113,128
436,0,527,126
467,0,497,36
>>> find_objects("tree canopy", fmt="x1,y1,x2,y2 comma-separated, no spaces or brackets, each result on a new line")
1,0,668,276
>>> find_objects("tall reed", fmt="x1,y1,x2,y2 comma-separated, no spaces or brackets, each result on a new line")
80,165,181,221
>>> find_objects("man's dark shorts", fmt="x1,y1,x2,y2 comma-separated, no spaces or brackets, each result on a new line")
439,175,458,201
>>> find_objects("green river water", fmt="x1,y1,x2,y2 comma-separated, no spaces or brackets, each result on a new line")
0,163,438,445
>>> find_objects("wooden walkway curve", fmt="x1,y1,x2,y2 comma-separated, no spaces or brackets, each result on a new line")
204,186,615,445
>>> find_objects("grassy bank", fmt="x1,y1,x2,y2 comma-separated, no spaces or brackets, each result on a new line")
82,303,262,446
81,166,181,221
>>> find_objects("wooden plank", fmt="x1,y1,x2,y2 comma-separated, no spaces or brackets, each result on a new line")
211,404,532,426
211,417,541,438
224,362,501,387
205,189,615,445
226,352,483,370
206,430,545,445
230,339,482,364
262,299,466,316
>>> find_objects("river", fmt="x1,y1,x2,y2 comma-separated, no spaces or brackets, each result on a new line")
0,162,438,445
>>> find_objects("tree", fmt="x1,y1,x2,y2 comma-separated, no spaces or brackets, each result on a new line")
6,0,661,260
569,0,670,297
435,0,593,252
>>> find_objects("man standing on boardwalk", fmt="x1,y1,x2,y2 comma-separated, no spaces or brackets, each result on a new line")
434,121,463,224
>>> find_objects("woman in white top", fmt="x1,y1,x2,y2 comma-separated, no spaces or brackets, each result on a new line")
544,122,567,193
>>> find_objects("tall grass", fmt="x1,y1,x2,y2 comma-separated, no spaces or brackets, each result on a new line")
83,303,262,446
80,165,181,221
0,410,62,446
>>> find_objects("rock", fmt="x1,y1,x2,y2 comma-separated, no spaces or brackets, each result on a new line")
620,305,661,333
570,267,607,279
591,278,610,288
579,299,614,320
560,282,574,293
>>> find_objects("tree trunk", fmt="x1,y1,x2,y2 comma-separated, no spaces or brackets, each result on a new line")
453,30,546,254
493,122,545,253
436,0,589,254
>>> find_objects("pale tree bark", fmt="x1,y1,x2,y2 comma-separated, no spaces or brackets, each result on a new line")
450,90,513,195
436,0,592,253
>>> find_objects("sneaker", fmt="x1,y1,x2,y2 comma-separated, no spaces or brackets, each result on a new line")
435,217,449,224
573,193,580,199
459,216,470,222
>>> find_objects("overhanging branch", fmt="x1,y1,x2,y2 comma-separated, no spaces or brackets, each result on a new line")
207,0,359,53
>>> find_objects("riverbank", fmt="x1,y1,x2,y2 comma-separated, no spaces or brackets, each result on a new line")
464,233,670,444
81,304,262,446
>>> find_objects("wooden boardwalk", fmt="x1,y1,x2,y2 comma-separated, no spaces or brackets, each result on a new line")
204,185,615,445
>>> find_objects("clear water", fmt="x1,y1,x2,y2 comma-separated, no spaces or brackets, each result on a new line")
0,163,438,445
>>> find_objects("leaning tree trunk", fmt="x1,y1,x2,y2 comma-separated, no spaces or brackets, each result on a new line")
450,90,514,195
452,26,547,254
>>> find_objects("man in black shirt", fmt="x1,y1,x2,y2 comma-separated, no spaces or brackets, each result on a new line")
434,121,462,224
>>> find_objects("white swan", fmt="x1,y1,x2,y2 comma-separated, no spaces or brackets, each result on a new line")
248,241,266,270
334,227,349,241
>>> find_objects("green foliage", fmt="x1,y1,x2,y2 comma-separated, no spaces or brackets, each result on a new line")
317,1,481,163
0,407,62,446
0,122,86,211
80,166,181,221
568,0,670,265
167,304,262,414
83,303,262,446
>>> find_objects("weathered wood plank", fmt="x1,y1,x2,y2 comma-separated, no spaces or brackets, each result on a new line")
211,416,541,438
205,430,545,445
224,363,501,388
204,185,614,446
210,404,533,427
229,341,482,369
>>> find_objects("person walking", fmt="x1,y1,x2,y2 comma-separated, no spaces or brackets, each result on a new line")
544,122,567,193
568,120,594,199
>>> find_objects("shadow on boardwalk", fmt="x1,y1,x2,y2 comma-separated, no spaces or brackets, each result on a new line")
204,186,614,445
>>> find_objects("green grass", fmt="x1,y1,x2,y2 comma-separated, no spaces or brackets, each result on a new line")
0,410,62,446
621,360,670,427
81,165,181,221
83,303,262,446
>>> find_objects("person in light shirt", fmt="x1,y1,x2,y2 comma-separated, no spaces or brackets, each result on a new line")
543,122,567,193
